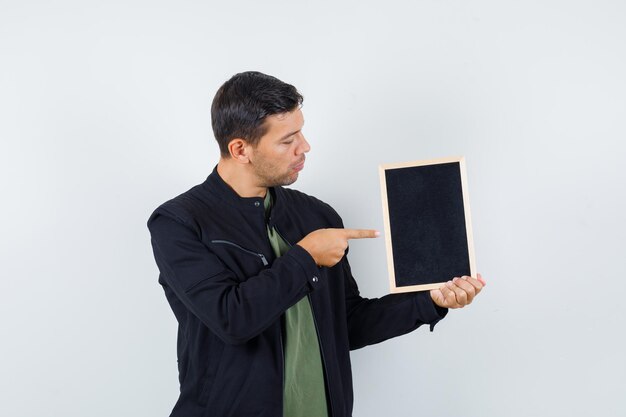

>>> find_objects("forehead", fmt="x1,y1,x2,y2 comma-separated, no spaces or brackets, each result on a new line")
263,108,304,136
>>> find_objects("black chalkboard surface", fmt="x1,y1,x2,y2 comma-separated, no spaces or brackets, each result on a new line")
379,157,476,293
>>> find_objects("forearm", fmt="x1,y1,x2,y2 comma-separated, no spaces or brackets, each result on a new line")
346,291,447,350
150,214,320,345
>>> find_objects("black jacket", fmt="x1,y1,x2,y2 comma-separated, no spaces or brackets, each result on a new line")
147,167,447,417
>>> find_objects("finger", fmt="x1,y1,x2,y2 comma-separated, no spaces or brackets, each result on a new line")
343,229,380,240
462,276,484,294
476,273,486,286
440,284,460,308
454,277,476,304
446,279,468,306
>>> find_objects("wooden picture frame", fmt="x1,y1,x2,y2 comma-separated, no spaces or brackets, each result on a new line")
379,156,476,293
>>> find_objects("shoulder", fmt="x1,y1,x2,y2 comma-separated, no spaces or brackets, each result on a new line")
147,183,207,231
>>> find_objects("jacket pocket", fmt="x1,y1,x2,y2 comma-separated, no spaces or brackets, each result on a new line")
210,240,269,266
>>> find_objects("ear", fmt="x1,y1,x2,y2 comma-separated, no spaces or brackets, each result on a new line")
227,138,252,163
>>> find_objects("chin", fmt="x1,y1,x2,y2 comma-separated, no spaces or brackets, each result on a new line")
280,175,298,186
279,173,299,187
262,173,298,188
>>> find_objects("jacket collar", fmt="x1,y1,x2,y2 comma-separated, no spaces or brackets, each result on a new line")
199,166,301,245
201,166,272,211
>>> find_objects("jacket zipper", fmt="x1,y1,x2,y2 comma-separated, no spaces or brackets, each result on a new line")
279,321,285,416
271,223,287,417
274,226,334,417
210,240,268,266
308,294,334,417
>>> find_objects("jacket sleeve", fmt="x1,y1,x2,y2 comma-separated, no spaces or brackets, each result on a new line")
342,255,448,350
148,212,320,345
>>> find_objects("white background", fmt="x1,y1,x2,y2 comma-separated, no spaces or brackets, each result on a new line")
1,1,625,416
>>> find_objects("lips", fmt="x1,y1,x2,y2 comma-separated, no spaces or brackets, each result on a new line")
293,157,305,171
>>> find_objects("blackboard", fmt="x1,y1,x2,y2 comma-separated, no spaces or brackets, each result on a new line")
379,157,476,293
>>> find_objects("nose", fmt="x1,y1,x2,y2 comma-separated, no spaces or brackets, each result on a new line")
297,134,311,154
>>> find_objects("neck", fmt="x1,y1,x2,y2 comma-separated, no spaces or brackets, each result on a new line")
216,158,267,198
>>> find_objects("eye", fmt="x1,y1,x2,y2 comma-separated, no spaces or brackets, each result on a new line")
282,139,294,145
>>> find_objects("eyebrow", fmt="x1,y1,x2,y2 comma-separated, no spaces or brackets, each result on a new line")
277,129,301,141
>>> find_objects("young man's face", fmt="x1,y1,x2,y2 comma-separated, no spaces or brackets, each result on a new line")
248,108,310,187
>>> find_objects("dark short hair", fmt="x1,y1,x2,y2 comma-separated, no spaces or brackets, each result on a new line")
211,71,304,157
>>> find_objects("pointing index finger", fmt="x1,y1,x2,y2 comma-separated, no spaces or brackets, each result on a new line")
343,229,380,240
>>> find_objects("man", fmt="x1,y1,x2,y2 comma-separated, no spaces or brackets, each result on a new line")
148,71,485,417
